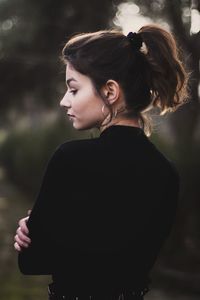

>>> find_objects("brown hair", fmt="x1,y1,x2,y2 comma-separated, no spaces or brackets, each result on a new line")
62,24,189,135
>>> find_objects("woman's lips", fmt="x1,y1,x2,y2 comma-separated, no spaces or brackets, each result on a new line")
67,114,75,120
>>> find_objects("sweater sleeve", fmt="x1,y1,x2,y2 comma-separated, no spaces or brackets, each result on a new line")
18,145,67,275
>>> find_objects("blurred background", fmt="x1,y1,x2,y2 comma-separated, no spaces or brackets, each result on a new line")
0,0,199,299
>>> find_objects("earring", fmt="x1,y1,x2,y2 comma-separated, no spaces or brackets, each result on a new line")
101,104,107,117
113,110,118,118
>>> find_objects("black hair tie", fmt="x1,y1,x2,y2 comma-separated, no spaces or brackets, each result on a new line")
127,32,143,51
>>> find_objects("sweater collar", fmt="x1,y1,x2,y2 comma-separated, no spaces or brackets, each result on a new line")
100,125,144,138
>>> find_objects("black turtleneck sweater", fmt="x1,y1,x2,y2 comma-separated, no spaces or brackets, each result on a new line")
18,125,179,295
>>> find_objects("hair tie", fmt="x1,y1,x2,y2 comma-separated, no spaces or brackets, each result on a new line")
127,32,143,51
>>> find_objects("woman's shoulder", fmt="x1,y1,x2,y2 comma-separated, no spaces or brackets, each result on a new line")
143,139,180,183
44,137,99,170
50,137,100,162
59,137,99,152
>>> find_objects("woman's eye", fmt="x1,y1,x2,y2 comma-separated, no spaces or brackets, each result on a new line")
69,90,77,95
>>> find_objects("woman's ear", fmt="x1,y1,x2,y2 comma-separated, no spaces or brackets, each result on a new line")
101,80,120,105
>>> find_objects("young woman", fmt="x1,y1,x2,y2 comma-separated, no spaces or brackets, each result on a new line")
14,24,189,300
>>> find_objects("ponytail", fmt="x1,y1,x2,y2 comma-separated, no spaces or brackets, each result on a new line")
138,24,189,115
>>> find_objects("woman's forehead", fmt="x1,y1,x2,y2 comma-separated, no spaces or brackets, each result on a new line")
66,64,92,85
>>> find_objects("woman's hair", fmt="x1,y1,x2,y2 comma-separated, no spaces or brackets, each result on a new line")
62,24,189,135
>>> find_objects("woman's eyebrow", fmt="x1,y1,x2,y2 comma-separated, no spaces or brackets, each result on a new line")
66,77,78,86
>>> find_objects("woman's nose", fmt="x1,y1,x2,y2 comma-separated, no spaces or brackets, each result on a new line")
60,92,71,108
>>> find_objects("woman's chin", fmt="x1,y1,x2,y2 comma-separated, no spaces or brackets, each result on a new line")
73,123,87,130
73,122,96,131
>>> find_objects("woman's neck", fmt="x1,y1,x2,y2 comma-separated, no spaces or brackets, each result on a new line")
99,117,140,133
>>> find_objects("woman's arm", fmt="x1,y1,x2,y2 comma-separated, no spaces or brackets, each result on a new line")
17,146,66,275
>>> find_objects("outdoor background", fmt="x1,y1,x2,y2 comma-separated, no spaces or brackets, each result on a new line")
0,0,199,299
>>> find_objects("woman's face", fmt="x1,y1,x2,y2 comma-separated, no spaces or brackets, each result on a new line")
60,63,106,130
